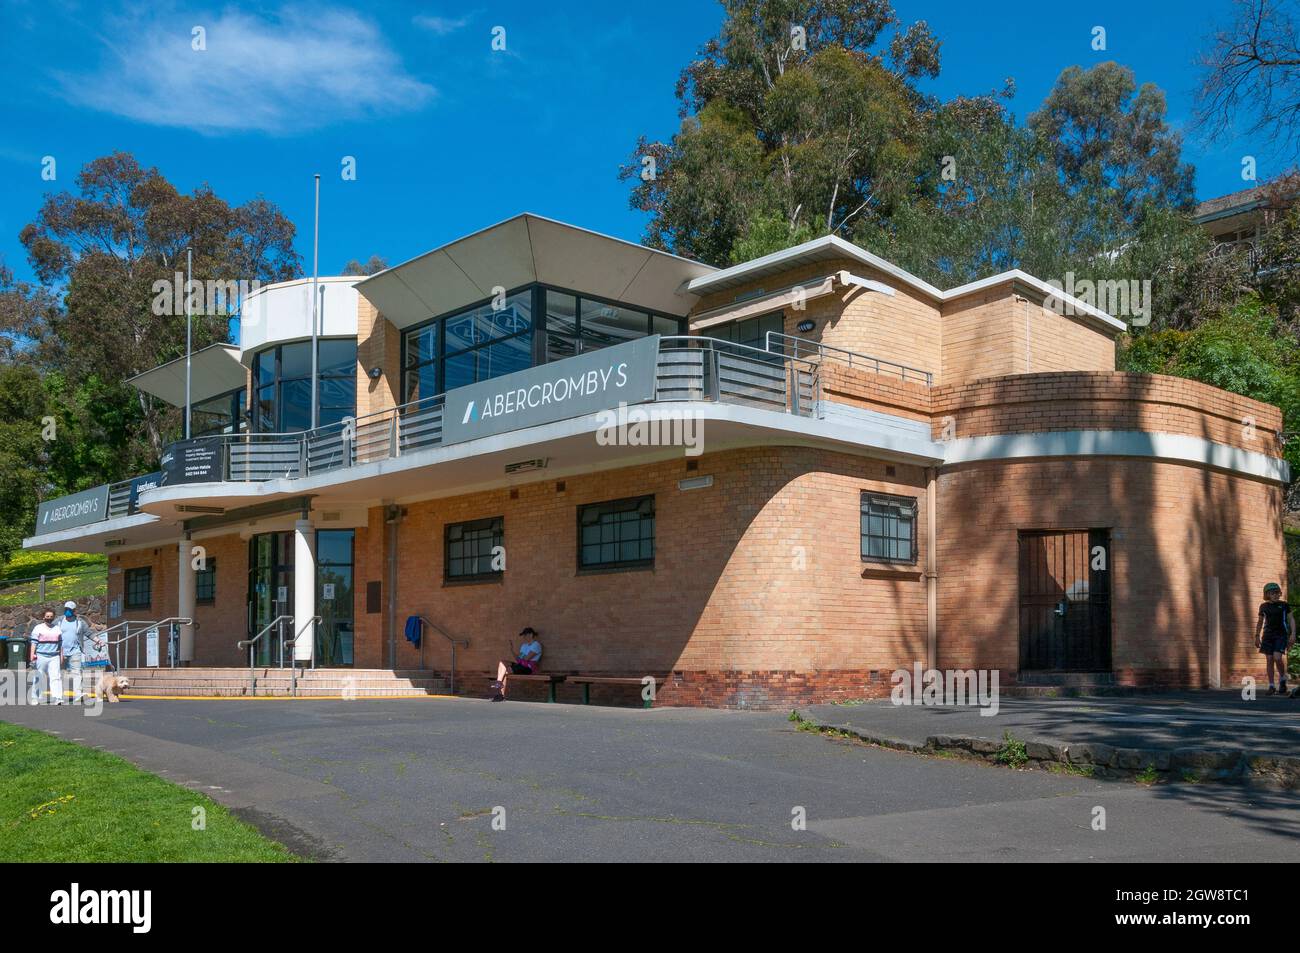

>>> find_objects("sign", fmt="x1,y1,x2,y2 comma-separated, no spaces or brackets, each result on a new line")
277,586,288,604
159,439,222,486
440,335,660,446
127,471,163,512
145,628,160,667
322,583,335,601
109,599,121,620
37,484,111,533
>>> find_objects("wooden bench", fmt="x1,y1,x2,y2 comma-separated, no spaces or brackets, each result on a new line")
569,675,664,709
503,672,565,703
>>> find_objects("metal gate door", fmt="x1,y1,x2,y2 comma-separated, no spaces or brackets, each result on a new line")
1018,529,1111,671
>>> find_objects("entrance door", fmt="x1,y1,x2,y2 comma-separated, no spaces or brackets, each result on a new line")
315,529,355,667
1018,529,1111,671
247,532,294,666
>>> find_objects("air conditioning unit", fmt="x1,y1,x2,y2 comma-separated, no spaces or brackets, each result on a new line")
504,458,549,475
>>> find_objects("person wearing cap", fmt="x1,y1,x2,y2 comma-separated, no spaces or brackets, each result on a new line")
58,601,92,703
490,627,543,702
1254,583,1294,696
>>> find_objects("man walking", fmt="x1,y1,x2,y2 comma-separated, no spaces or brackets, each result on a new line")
58,601,91,702
28,608,64,705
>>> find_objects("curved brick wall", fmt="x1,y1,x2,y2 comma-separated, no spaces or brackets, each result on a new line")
929,371,1285,455
937,457,1286,688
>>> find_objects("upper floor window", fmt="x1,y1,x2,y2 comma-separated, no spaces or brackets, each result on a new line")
253,339,357,432
403,290,533,404
545,290,681,363
192,389,246,438
861,492,917,564
713,312,784,352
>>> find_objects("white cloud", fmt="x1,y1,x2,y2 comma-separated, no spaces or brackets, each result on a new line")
412,14,468,35
57,4,436,134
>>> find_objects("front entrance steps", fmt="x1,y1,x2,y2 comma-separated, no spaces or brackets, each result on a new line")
1008,671,1152,697
114,667,451,698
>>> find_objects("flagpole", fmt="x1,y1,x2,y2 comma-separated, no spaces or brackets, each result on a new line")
185,247,193,440
311,173,320,431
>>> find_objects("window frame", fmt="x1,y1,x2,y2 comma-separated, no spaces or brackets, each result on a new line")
443,516,505,583
124,566,153,610
576,495,656,573
195,557,216,605
251,338,357,433
860,492,919,566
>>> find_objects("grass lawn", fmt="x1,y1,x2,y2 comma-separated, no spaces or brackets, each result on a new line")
0,721,298,862
0,551,107,608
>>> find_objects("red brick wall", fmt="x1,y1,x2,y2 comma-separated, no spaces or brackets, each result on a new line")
930,371,1286,454
352,446,930,705
936,458,1286,688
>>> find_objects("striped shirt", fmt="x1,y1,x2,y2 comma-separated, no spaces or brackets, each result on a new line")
30,622,62,657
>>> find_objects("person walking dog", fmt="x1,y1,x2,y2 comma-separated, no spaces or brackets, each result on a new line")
58,601,92,702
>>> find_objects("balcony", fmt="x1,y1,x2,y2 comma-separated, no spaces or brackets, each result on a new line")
27,334,939,545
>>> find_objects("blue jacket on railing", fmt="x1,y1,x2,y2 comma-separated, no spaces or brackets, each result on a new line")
404,616,423,648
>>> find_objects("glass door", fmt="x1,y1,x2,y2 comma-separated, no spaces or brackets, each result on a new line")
315,530,355,667
247,532,294,666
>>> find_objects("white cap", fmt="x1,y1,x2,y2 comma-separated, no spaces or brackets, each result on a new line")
63,601,77,610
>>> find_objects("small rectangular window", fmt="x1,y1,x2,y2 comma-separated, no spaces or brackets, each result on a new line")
578,496,655,571
445,517,504,581
861,493,918,564
196,557,216,604
125,567,152,610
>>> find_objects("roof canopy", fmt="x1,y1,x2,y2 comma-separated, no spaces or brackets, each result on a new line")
356,214,715,329
128,344,246,407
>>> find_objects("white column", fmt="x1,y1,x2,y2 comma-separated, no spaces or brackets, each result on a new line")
177,537,196,663
293,519,316,664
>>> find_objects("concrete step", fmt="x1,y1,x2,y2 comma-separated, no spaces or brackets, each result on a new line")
113,667,451,697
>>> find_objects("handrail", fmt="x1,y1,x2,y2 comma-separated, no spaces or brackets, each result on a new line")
100,617,193,670
282,615,321,697
417,615,469,695
765,331,933,386
237,614,293,695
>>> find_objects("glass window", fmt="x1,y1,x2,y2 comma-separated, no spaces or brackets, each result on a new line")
652,315,682,338
717,312,783,351
580,301,649,351
406,324,438,368
196,557,216,604
578,496,654,570
279,378,312,432
125,567,152,609
860,493,918,564
192,389,245,437
445,517,504,581
316,530,354,667
279,341,312,378
318,339,356,375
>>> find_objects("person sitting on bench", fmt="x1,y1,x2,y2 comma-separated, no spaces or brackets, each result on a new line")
491,627,543,702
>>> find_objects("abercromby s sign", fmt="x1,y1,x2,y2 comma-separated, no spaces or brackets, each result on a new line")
37,485,111,532
441,335,660,445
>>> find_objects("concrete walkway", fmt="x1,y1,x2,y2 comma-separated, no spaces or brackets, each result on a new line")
3,696,1299,862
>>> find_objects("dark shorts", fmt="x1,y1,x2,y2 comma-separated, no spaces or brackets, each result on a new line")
1260,635,1289,656
509,662,533,675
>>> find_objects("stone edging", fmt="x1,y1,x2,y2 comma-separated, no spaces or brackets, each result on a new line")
807,718,1300,790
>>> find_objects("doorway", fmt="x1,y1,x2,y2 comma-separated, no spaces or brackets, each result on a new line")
1017,529,1112,672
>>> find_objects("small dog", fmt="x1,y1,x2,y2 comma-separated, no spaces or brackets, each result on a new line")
90,672,131,703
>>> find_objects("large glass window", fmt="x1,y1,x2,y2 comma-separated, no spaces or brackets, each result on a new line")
401,284,686,404
191,389,246,437
445,517,504,581
251,339,357,432
196,557,216,604
578,496,655,571
860,492,917,564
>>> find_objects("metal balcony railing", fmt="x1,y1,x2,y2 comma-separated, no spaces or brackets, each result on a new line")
32,335,827,525
765,331,933,387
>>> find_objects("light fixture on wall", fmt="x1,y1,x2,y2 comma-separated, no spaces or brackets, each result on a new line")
796,319,816,333
368,366,383,379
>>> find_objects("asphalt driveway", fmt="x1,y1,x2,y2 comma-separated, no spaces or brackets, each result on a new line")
3,697,1297,862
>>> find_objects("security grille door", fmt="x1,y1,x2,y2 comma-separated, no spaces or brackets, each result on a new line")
1017,529,1111,672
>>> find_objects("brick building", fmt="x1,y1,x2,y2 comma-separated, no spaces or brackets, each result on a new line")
26,215,1289,705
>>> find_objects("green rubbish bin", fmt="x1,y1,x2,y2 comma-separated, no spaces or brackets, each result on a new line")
6,637,29,670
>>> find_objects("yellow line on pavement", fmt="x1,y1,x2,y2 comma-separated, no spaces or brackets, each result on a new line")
120,694,460,701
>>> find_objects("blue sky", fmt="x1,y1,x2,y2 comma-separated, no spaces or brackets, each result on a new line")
0,0,1280,285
